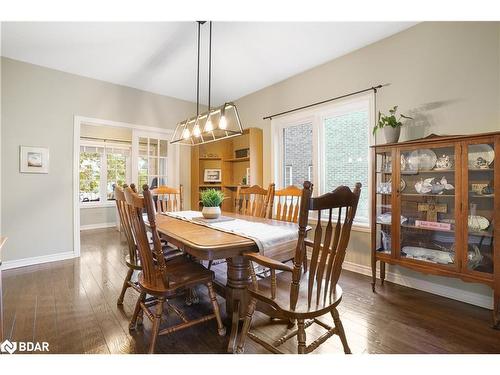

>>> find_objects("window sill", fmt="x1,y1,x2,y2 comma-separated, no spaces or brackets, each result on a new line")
80,202,116,209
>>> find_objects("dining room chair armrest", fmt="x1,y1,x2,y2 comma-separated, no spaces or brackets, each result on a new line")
243,253,294,273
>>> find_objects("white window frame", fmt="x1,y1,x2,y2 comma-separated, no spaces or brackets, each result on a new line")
79,140,132,208
132,129,179,189
271,93,375,230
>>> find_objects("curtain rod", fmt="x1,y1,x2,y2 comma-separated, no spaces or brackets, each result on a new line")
80,136,131,144
262,84,387,120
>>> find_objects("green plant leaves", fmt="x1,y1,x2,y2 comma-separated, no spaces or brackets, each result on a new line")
373,105,412,134
200,188,225,207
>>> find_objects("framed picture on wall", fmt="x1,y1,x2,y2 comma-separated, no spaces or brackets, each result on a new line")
203,168,222,183
20,146,50,174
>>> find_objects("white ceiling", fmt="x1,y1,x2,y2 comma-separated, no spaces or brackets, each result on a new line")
1,22,416,105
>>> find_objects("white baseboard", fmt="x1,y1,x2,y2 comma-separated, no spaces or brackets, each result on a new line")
80,222,116,231
342,261,493,309
1,251,77,271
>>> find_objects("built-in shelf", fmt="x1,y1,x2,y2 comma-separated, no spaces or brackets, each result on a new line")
225,157,250,162
199,184,222,188
225,184,250,189
191,127,263,211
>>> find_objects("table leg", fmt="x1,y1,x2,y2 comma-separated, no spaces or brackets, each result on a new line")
225,256,250,353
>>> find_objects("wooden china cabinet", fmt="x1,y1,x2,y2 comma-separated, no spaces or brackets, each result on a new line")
370,132,500,327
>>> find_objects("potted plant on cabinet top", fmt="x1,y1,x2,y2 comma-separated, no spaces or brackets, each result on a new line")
200,188,225,219
373,105,413,144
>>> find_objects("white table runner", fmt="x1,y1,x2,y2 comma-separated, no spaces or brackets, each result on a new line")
164,210,298,254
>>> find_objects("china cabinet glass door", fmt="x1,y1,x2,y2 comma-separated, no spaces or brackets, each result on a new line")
464,139,495,276
397,143,458,268
375,149,394,256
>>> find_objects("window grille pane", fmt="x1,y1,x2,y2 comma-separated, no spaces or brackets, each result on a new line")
324,109,369,224
106,152,127,200
283,123,313,188
79,152,101,203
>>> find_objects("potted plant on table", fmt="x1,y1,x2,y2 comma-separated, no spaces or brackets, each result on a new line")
373,105,413,144
200,188,225,219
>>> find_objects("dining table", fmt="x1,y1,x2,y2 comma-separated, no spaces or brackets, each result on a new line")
154,211,298,353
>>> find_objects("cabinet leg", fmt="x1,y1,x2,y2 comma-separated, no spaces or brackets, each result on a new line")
371,256,377,292
380,261,386,285
493,292,500,329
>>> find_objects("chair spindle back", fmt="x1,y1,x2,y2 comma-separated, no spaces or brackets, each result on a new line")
274,185,303,223
235,184,275,218
124,185,169,289
290,181,362,310
152,185,183,213
115,184,138,265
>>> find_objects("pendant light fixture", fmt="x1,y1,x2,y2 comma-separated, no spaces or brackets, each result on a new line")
171,21,244,145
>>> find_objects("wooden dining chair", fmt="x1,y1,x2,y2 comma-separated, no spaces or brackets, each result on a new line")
272,185,304,266
236,181,362,354
115,184,142,305
274,185,303,223
115,184,183,305
235,183,275,218
150,183,202,303
125,185,225,353
151,185,183,213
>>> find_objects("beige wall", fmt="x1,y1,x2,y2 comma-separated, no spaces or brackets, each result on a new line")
1,57,195,262
234,22,500,304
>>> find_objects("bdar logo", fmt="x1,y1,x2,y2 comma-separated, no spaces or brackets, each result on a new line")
0,339,17,354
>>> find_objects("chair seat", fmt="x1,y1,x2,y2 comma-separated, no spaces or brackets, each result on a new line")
138,258,214,295
248,269,343,319
125,244,184,269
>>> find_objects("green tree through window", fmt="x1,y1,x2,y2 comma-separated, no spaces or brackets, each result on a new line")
79,152,101,202
107,153,126,200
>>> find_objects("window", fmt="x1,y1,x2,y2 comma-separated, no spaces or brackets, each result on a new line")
273,95,373,226
79,142,131,205
323,108,370,223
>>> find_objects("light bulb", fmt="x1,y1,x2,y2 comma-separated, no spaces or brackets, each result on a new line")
182,128,190,139
204,118,213,132
193,124,201,137
219,115,227,130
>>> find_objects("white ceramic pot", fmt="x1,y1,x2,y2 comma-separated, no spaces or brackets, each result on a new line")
202,206,221,219
383,126,401,144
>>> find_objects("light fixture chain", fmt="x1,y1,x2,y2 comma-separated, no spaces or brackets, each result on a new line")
208,21,212,111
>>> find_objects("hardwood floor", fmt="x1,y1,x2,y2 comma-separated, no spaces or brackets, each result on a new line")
2,227,500,354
